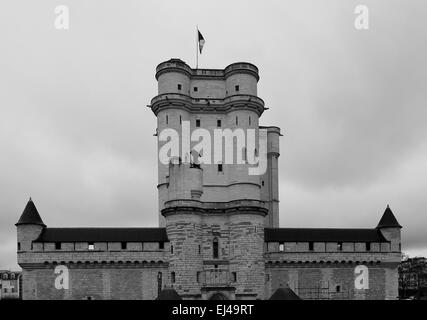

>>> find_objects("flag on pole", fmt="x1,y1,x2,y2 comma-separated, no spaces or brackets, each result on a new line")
198,30,205,54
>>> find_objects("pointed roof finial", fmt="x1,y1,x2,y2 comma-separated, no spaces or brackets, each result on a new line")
15,198,46,227
376,205,402,229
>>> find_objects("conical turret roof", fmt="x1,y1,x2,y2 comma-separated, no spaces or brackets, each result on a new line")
15,198,46,227
156,287,182,300
269,287,302,300
376,205,402,229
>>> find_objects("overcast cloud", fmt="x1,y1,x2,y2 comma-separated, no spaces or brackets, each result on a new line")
1,0,426,269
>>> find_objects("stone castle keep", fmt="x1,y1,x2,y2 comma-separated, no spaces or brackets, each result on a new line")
16,59,402,300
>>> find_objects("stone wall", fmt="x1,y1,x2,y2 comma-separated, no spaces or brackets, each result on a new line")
21,264,168,300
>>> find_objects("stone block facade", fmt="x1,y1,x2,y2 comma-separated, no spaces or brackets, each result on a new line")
15,59,403,300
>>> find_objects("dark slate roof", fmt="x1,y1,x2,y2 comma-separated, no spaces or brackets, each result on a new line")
34,228,168,242
264,228,389,242
269,287,302,300
15,198,46,227
156,288,182,300
376,205,402,229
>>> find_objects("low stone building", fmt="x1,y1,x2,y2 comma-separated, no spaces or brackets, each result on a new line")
16,59,403,300
0,270,21,300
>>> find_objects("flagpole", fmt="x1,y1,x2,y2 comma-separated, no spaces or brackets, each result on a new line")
196,25,199,69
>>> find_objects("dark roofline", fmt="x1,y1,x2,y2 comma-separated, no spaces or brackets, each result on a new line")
264,228,389,243
34,227,168,243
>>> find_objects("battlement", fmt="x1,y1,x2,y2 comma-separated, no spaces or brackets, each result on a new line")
155,59,259,81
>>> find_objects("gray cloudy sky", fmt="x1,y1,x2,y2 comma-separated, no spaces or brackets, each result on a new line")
1,0,426,269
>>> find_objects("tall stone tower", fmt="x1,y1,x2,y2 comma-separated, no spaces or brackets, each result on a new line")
148,59,281,299
149,58,281,228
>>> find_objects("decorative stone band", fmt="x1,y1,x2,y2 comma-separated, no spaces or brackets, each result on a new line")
265,261,401,268
149,93,265,116
161,199,268,217
18,261,169,269
265,251,402,265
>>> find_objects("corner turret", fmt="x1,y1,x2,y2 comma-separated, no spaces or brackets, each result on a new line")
376,205,402,252
16,198,45,252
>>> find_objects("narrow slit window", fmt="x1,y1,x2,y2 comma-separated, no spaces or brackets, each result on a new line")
171,272,176,283
217,119,221,127
166,115,168,125
213,238,219,259
249,116,251,125
236,116,238,125
196,119,201,127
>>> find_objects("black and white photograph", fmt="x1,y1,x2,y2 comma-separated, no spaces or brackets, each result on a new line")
1,0,426,311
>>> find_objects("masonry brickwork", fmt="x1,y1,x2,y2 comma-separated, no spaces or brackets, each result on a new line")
16,59,402,300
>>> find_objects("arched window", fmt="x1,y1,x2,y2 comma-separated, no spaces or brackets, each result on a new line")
213,238,219,259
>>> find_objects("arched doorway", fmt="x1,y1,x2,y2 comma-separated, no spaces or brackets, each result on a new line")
209,292,228,300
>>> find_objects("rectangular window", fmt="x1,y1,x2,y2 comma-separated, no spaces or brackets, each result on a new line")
179,115,182,124
337,242,343,251
366,242,371,251
55,242,61,250
196,272,201,283
232,272,237,282
17,242,21,251
177,84,182,90
196,119,200,127
171,272,176,283
217,119,221,127
236,116,238,125
213,239,219,259
88,242,95,251
279,243,284,252
309,242,314,251
218,164,223,172
249,116,251,125
235,85,239,92
193,87,198,92
121,242,127,250
159,242,164,250
336,285,341,293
